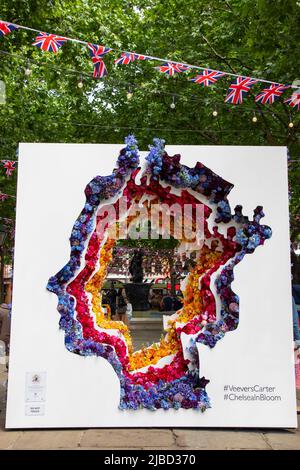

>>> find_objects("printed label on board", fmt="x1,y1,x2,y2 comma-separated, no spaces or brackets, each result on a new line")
25,404,45,416
25,371,47,403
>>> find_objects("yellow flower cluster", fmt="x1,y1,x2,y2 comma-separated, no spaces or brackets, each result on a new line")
178,247,223,323
129,331,180,371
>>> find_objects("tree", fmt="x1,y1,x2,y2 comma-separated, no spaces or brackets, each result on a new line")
0,0,299,256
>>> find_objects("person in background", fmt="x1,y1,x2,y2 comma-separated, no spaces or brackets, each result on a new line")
173,294,183,311
291,243,300,349
107,282,118,319
116,285,129,326
293,296,300,350
101,289,109,305
149,290,162,310
180,259,197,293
291,242,300,284
185,259,196,273
126,301,133,321
160,290,173,312
0,303,11,355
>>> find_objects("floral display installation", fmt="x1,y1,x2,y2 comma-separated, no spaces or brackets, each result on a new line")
47,135,272,411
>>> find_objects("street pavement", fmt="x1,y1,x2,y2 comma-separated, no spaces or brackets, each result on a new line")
1,364,300,450
131,318,163,350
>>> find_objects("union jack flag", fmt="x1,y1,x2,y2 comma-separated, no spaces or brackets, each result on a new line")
255,83,289,105
1,160,16,176
0,193,8,201
156,62,190,76
190,69,225,86
33,32,67,53
115,52,148,65
284,92,300,111
88,43,112,78
0,21,18,38
225,76,257,104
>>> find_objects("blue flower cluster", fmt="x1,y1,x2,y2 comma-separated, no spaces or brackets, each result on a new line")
145,138,233,223
117,134,140,175
120,374,211,411
236,210,272,254
145,138,165,177
197,207,272,349
196,322,226,348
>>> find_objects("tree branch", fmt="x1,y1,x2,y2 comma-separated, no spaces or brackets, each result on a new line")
199,32,237,74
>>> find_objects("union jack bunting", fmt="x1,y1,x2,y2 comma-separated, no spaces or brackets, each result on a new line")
156,62,190,76
284,92,300,111
190,69,225,86
0,193,8,201
115,52,148,65
225,76,257,104
0,21,18,38
1,160,16,176
255,84,289,105
33,32,67,53
87,43,112,78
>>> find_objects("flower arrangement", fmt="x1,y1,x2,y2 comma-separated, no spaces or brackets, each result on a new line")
47,136,272,411
85,238,134,353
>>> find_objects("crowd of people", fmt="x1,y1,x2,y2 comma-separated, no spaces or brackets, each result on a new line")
0,303,10,363
149,289,183,312
101,281,184,324
291,243,300,351
0,247,299,357
102,282,132,326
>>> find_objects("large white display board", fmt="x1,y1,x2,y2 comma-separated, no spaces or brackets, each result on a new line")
6,143,297,428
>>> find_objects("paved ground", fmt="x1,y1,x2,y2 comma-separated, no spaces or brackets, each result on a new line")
131,317,163,349
132,329,162,350
1,365,300,450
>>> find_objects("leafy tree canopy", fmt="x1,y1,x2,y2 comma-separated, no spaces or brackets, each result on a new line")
0,0,299,250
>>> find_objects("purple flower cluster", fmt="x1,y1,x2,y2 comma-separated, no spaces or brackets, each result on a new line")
197,207,272,349
120,374,210,411
145,138,233,223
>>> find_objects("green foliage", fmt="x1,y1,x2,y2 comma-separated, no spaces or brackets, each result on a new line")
0,0,299,249
117,237,179,250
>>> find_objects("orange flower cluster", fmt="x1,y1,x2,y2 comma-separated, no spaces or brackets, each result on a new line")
129,332,180,371
179,247,223,323
129,248,220,371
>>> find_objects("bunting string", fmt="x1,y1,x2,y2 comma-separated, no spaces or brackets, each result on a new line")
1,45,298,133
0,19,299,109
0,18,298,213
